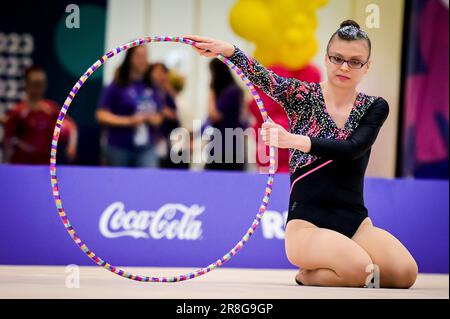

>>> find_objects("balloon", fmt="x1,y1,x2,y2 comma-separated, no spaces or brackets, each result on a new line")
229,0,275,42
229,0,328,70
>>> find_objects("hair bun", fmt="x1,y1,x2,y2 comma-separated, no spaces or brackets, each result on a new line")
340,19,360,29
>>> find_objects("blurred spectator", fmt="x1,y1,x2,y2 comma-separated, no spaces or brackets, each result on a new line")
146,63,186,169
3,66,78,165
168,67,194,129
204,58,247,171
96,46,163,167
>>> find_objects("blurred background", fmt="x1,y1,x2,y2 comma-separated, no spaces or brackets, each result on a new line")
0,0,448,178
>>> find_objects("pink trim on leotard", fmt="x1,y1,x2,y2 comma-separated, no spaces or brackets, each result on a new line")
289,160,333,195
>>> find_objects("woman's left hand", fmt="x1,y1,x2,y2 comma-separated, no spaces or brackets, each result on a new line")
261,121,293,149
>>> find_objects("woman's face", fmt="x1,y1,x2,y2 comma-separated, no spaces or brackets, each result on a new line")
325,37,371,89
151,65,169,87
130,46,149,75
26,70,47,99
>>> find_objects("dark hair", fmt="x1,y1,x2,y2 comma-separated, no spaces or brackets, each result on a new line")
24,65,45,82
326,19,371,59
209,58,236,98
144,62,169,87
114,46,144,87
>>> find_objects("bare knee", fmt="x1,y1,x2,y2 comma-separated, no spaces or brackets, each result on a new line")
286,251,300,267
285,244,306,267
340,259,374,287
284,226,316,267
285,237,300,266
385,260,419,289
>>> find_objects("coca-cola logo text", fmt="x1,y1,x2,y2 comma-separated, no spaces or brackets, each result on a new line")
99,202,204,240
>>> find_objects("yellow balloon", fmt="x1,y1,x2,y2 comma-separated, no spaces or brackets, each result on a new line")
229,0,273,42
229,0,328,69
254,46,277,66
285,28,306,45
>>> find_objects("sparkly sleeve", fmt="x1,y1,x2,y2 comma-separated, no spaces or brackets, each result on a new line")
227,45,311,114
308,98,389,160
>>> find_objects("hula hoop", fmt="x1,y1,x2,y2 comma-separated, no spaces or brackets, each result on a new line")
50,36,275,282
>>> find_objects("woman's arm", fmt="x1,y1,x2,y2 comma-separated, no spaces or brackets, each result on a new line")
226,45,310,110
261,98,389,161
305,98,390,160
183,35,310,113
96,108,146,127
96,83,146,127
64,117,78,162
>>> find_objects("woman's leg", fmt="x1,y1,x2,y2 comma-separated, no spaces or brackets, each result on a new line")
285,219,374,287
351,220,418,289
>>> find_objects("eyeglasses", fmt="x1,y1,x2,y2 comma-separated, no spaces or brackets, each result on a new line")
327,54,369,69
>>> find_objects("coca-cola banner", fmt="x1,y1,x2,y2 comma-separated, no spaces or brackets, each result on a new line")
0,165,448,273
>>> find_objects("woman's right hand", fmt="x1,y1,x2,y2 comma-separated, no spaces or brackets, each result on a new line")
129,113,148,127
182,35,235,58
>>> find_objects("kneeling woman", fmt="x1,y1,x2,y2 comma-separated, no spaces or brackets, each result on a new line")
185,19,418,288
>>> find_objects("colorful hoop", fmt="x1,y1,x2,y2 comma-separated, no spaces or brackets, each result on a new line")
50,36,276,282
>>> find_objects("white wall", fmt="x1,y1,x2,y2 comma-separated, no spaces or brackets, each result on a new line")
104,0,147,86
353,0,405,178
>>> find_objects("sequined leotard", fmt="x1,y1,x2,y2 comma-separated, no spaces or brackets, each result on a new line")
228,46,389,238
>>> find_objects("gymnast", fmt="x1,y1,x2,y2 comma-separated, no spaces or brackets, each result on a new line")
184,19,418,288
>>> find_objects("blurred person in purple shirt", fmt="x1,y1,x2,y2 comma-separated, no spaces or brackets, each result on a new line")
96,46,163,167
146,62,184,168
204,59,247,171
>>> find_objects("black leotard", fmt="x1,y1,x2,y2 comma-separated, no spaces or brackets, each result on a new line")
228,45,389,238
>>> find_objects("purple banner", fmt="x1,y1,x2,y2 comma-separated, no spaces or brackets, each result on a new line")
0,165,448,273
